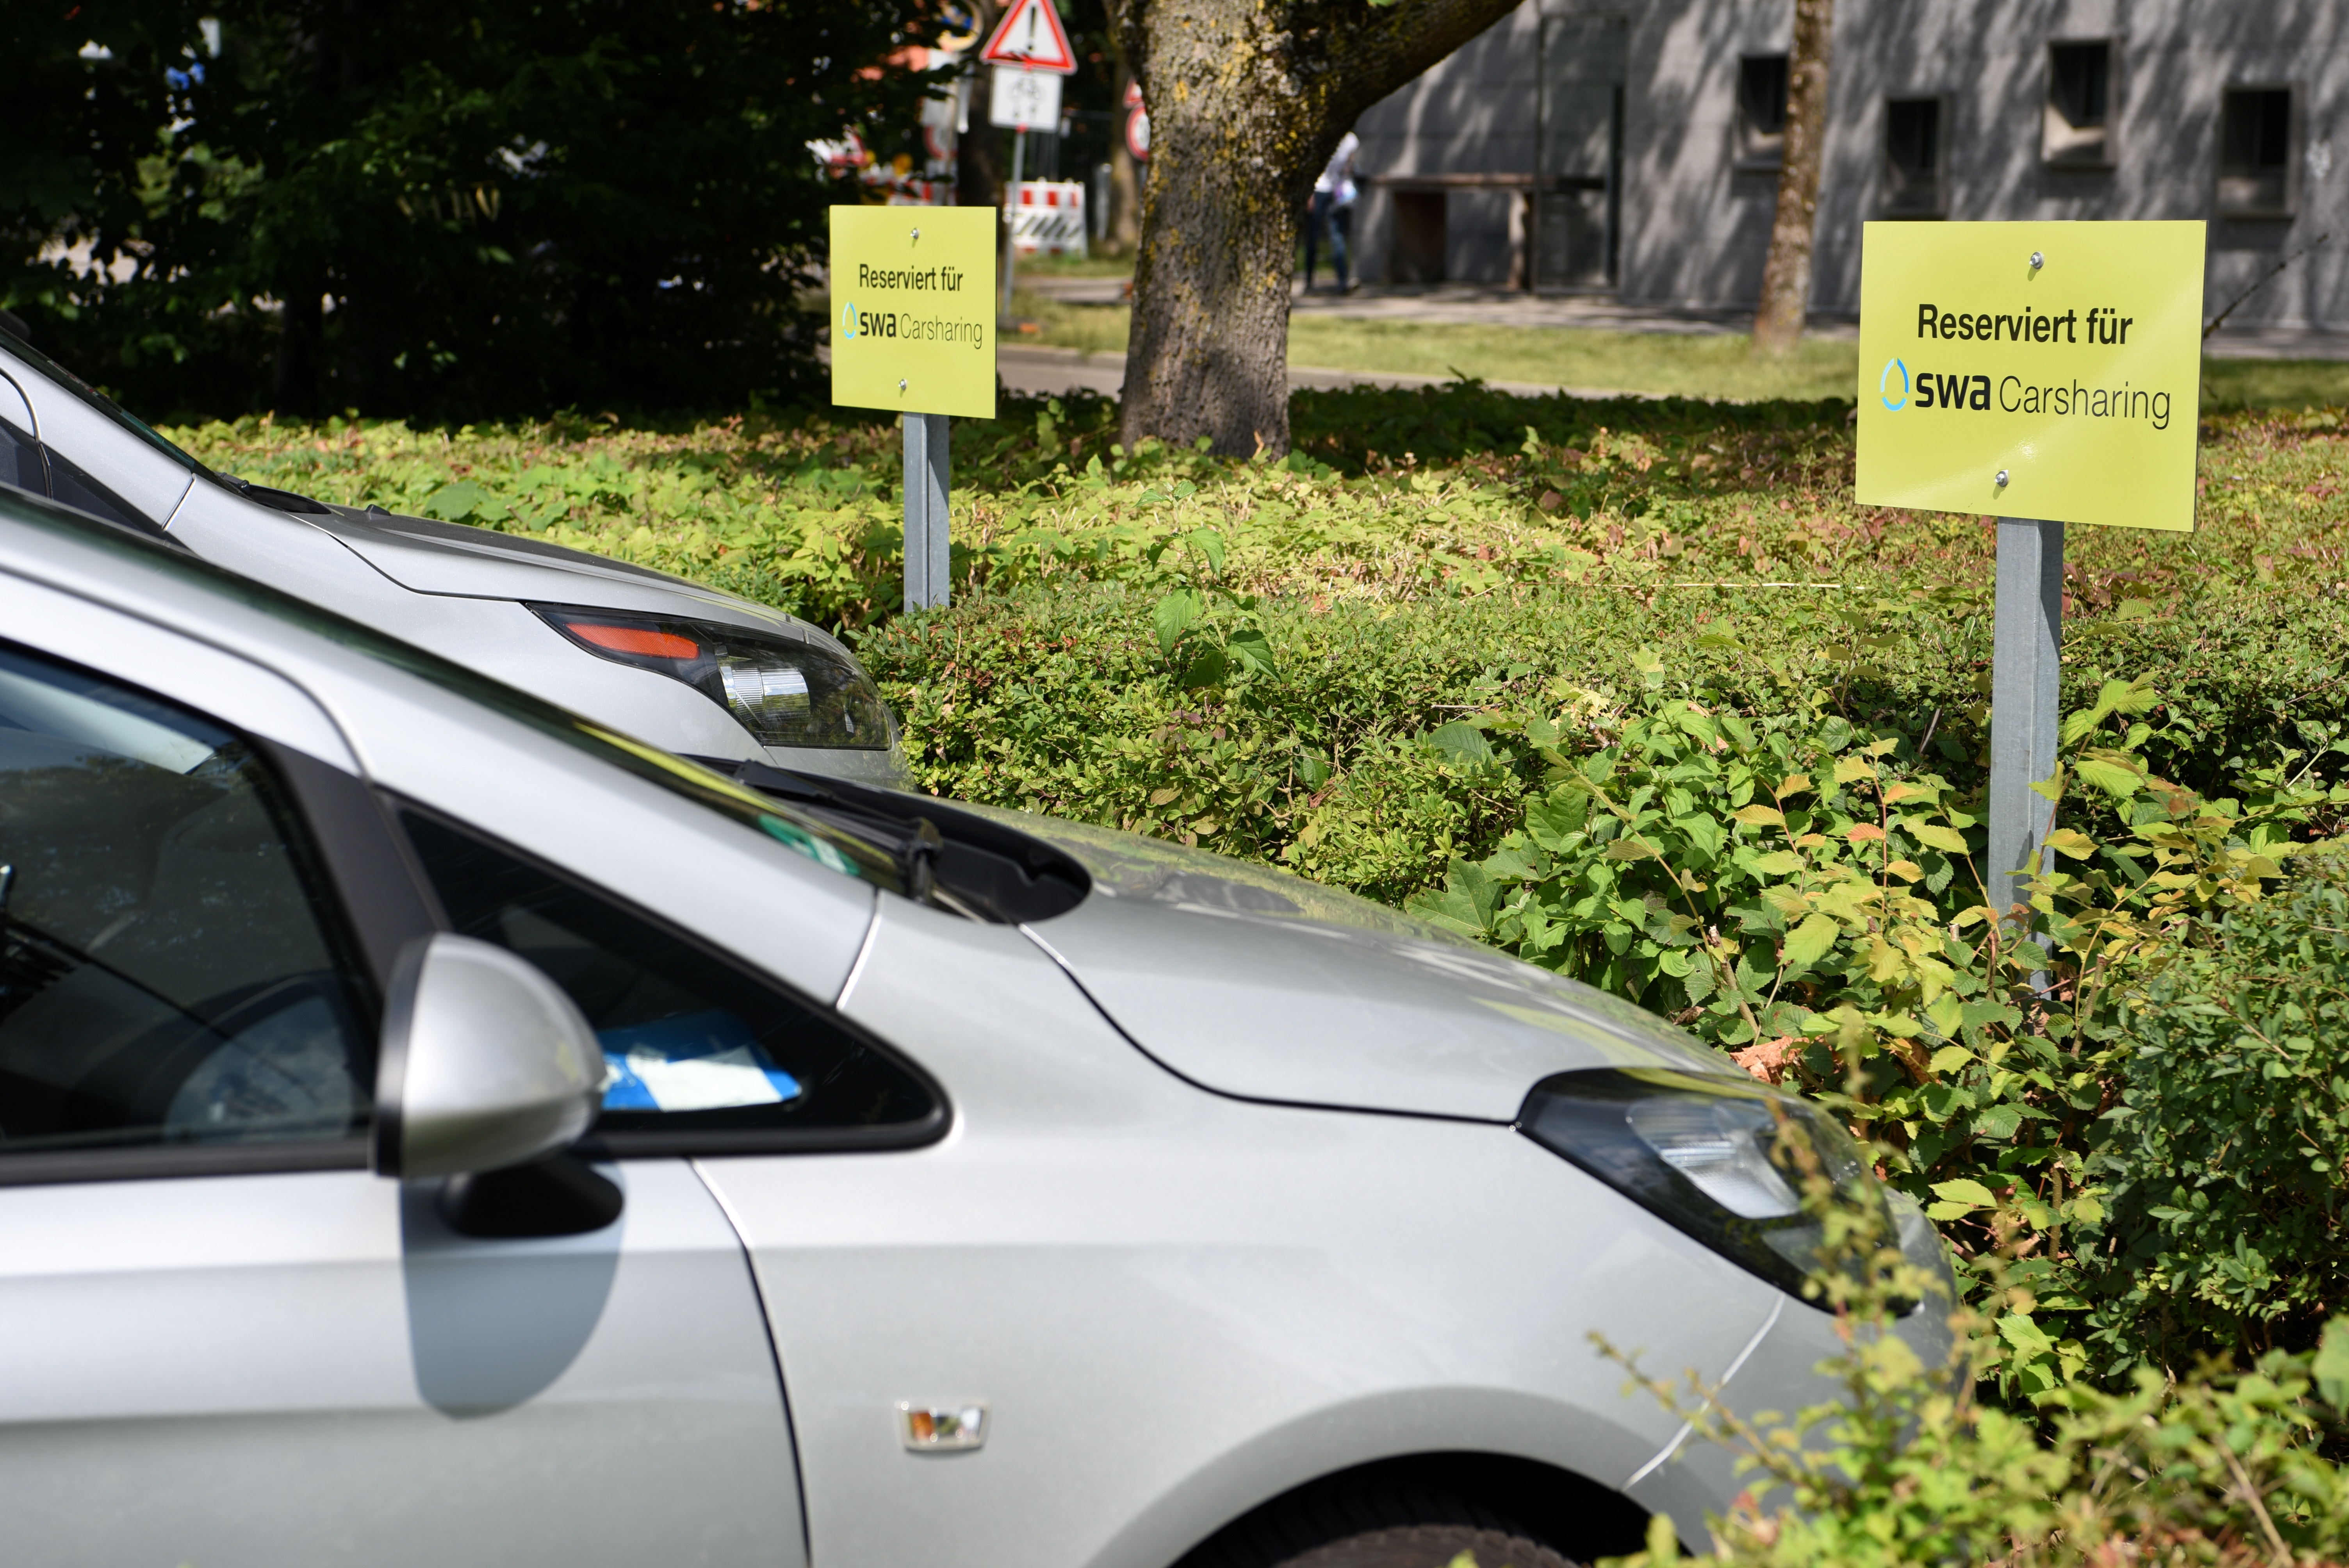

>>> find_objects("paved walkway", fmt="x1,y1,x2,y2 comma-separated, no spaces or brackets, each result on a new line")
996,344,1630,401
1018,274,2349,361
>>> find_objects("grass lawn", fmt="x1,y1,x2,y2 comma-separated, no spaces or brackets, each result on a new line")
1006,250,1135,278
1008,290,2349,408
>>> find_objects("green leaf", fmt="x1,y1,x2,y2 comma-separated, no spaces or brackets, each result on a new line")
1905,820,1971,854
1747,849,1804,876
1179,648,1228,688
1225,626,1278,677
1781,913,1839,971
1152,590,1203,657
1997,1311,2057,1360
1931,1177,1998,1211
1925,991,1966,1040
1672,813,1723,857
2315,1317,2349,1411
421,479,504,522
2073,755,2146,799
1928,1044,1973,1075
1426,721,1493,765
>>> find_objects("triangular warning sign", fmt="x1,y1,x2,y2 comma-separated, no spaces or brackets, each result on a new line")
979,0,1076,74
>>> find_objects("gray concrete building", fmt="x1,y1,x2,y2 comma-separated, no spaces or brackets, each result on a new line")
1349,2,2345,332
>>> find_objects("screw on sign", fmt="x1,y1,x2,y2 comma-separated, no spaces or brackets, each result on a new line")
1854,220,2205,963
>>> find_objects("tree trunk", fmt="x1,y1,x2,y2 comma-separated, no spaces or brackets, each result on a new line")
1751,0,1832,357
1112,0,1521,456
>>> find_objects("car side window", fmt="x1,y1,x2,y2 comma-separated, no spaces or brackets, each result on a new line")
0,645,373,1159
400,813,937,1146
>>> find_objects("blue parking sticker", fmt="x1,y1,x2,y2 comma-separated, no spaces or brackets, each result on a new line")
599,1009,803,1112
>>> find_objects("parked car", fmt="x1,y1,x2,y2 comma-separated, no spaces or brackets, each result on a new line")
0,487,1953,1568
0,326,908,788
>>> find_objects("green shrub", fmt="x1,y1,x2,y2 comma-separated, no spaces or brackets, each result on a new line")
2068,854,2349,1370
1604,1149,2349,1568
1405,666,2349,1394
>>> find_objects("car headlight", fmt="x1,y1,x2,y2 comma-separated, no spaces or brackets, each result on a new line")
1519,1067,1893,1306
532,604,894,752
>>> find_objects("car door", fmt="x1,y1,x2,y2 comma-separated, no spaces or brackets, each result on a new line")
0,627,804,1568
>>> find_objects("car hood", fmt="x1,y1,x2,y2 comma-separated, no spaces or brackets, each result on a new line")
985,812,1745,1121
310,505,812,638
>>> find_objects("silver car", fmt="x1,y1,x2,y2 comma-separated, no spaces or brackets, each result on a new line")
0,327,908,788
0,488,1951,1568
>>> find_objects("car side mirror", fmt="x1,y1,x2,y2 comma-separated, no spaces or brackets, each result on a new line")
374,933,604,1182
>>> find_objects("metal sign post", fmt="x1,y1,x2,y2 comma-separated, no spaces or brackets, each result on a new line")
1986,517,2064,932
902,412,951,612
1853,220,2206,944
1001,122,1027,323
980,0,1074,328
828,207,998,611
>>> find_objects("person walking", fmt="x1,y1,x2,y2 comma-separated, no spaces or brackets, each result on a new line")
1303,130,1359,294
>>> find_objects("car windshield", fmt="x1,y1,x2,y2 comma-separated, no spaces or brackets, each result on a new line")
0,327,208,475
0,487,903,891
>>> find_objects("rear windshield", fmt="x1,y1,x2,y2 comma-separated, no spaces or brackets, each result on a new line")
0,327,206,474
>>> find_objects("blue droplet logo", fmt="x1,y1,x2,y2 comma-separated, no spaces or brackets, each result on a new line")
839,302,863,341
1879,357,1909,411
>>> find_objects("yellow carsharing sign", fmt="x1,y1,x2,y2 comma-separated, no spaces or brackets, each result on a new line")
1855,220,2205,532
829,206,996,419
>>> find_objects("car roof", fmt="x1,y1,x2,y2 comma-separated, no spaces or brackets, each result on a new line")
0,483,899,883
0,330,835,650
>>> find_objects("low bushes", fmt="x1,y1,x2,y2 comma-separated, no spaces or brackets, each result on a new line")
1606,1158,2349,1568
2076,863,2349,1369
855,578,2349,903
167,390,2349,633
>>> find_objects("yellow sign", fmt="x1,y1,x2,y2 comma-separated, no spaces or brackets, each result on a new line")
829,206,996,419
1855,221,2205,532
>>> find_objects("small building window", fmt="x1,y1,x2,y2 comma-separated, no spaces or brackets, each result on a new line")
2218,86,2296,216
1736,55,1788,168
2044,41,2113,166
1883,96,1945,216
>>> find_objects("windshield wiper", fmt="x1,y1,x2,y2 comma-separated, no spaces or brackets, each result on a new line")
691,757,1089,925
218,474,333,515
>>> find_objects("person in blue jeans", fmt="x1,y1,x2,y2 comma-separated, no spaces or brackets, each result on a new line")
1304,131,1359,293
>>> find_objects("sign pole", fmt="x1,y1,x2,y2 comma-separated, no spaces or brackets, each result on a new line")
1987,517,2064,966
1851,219,2205,982
827,205,996,614
1001,126,1026,323
903,413,951,611
979,0,1071,324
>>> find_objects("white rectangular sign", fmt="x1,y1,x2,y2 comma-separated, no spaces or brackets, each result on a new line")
989,64,1061,131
